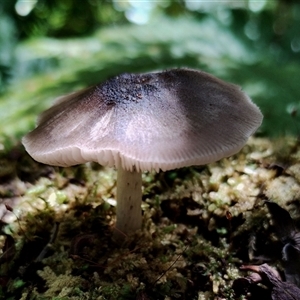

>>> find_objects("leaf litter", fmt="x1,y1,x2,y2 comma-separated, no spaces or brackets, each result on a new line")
1,136,300,299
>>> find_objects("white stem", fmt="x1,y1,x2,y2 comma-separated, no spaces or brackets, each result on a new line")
114,167,142,241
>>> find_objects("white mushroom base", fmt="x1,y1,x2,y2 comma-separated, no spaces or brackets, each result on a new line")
114,167,142,241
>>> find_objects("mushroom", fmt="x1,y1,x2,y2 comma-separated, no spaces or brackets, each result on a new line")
22,68,263,241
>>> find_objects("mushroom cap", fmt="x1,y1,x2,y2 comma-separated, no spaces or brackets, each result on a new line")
22,68,263,172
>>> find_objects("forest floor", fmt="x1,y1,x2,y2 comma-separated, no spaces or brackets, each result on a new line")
1,136,300,300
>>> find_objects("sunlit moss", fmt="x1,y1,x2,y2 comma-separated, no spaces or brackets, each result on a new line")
1,80,300,299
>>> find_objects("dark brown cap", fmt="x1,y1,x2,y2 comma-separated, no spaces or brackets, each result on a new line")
22,68,263,171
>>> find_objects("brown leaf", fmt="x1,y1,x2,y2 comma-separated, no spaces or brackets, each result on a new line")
241,264,300,300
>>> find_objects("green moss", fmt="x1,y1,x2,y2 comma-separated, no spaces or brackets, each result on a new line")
1,137,300,298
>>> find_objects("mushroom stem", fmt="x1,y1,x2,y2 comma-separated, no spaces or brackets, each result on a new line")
114,167,142,241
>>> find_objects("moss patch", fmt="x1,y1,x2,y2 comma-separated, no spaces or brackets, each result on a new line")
1,137,300,299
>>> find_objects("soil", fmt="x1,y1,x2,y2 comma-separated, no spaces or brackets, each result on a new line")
1,136,300,300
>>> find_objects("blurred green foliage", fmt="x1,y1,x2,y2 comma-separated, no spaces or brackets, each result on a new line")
1,0,300,146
